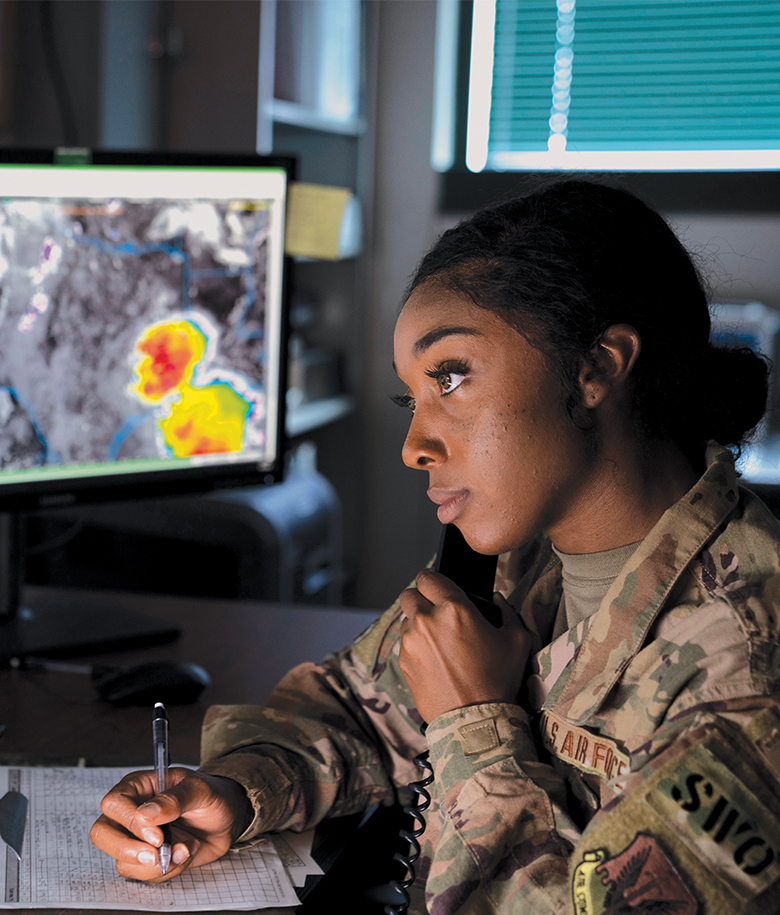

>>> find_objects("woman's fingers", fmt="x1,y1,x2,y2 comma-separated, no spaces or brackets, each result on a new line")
98,769,162,838
89,813,159,866
90,811,208,882
113,836,201,882
399,569,535,722
89,813,194,873
91,768,252,883
99,767,222,835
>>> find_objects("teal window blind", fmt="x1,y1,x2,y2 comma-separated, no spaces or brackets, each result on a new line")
467,0,780,172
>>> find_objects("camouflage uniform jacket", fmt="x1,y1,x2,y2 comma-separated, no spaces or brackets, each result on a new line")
199,444,780,914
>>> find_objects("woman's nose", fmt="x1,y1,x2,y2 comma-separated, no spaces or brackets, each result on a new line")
401,413,445,469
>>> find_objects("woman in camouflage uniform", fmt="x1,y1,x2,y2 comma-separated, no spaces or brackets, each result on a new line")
91,181,780,915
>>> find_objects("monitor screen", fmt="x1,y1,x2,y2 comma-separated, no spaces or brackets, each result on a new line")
0,150,292,512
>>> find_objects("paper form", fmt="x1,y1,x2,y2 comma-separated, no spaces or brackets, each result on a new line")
262,831,322,888
0,767,300,911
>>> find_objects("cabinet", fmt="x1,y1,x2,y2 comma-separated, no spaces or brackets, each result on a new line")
258,0,366,149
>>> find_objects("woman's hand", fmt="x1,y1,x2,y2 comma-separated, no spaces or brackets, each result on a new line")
398,568,532,724
89,768,253,882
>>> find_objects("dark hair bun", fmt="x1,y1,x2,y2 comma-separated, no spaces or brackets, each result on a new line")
696,345,771,448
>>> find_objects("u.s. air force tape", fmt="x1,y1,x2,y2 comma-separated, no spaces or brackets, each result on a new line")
539,710,630,780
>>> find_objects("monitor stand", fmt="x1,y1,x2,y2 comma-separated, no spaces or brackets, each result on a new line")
0,512,180,663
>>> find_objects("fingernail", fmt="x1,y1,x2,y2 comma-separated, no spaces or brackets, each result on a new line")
138,802,161,818
138,850,156,866
173,846,190,865
141,828,159,845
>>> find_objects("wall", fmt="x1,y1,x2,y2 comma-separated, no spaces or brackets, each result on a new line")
356,0,443,608
11,0,102,149
666,213,780,314
164,0,259,152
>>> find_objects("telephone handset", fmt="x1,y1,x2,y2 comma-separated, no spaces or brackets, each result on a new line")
385,526,500,914
434,524,501,628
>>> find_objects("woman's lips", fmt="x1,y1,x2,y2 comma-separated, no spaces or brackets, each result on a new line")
428,489,469,524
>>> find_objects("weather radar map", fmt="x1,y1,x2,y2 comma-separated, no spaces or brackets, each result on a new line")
0,172,284,486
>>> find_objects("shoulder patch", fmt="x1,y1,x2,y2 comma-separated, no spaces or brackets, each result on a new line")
573,833,698,915
649,740,779,897
572,719,780,913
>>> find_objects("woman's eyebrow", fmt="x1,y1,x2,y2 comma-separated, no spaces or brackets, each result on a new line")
412,325,482,356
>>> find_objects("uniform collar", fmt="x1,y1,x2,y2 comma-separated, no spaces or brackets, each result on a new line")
541,443,740,724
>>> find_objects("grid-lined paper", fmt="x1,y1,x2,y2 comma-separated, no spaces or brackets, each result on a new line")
0,767,300,910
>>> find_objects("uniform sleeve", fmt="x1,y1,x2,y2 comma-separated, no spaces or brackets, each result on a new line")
423,701,578,914
198,596,427,842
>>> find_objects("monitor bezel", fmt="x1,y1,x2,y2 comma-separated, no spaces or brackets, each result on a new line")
0,148,294,512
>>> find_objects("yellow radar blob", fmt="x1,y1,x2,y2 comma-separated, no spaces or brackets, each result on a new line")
160,382,251,457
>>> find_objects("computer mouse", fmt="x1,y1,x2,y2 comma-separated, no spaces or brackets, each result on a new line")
94,661,212,707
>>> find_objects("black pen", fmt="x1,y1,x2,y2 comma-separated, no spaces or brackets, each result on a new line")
152,702,173,874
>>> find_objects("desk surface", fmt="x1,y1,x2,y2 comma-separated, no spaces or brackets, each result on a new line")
0,587,382,915
0,586,381,767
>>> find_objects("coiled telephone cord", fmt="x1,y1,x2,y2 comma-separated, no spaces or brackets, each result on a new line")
384,725,434,915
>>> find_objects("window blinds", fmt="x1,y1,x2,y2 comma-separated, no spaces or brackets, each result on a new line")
468,0,780,172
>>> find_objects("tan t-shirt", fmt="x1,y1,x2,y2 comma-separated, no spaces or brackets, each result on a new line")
551,540,642,638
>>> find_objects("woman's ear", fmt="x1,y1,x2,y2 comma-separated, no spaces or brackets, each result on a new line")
578,324,641,408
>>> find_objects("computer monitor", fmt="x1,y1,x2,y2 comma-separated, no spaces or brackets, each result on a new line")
0,149,293,660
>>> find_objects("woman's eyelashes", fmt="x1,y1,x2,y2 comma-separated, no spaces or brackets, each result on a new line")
391,362,469,412
391,393,416,412
425,360,469,395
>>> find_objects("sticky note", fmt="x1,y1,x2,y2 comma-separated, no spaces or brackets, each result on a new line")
284,182,355,261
